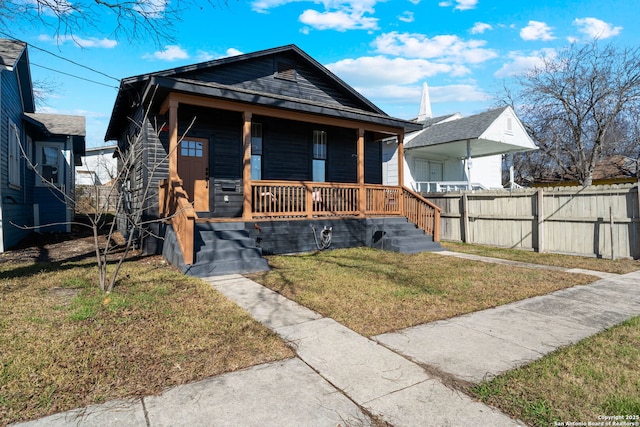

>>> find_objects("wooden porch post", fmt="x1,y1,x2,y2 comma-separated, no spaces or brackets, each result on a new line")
242,112,252,220
397,131,405,213
168,97,179,182
357,128,365,217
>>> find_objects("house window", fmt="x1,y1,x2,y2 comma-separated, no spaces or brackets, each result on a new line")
180,139,204,157
36,142,63,186
313,130,326,182
8,118,20,187
251,123,262,180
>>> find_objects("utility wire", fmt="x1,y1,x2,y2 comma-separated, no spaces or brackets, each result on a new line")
0,30,122,85
27,43,121,82
31,62,119,89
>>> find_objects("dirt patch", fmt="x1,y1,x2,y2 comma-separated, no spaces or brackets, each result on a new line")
0,217,129,264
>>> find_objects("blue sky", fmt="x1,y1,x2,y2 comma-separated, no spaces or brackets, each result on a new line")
11,0,639,148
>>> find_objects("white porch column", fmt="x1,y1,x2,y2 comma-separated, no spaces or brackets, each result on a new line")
466,139,472,191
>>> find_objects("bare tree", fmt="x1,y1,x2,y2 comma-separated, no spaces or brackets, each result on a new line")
501,41,640,185
0,0,227,45
13,98,195,293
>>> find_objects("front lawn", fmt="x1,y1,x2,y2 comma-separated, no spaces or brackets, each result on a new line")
0,257,293,425
250,247,596,336
442,241,640,274
471,316,640,427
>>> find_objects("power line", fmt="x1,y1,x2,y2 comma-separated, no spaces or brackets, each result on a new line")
31,62,119,89
27,43,121,83
0,30,122,85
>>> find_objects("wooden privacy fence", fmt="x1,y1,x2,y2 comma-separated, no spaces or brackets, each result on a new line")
76,185,119,213
426,183,640,259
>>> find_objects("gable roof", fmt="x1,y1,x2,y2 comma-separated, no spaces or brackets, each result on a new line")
105,44,420,141
407,107,508,148
23,113,86,156
23,113,86,136
0,39,35,113
405,106,537,158
0,39,26,70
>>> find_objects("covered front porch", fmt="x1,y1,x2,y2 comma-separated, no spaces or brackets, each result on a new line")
156,93,441,267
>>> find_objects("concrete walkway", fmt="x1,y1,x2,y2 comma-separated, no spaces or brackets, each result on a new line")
12,254,640,427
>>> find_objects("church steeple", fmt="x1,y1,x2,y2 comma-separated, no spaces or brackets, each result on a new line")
417,82,432,123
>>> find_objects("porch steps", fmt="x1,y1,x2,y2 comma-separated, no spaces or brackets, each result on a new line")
165,222,270,278
367,217,442,254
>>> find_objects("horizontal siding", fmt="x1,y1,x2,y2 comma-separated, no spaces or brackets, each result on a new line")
262,116,310,181
1,68,35,249
179,52,372,111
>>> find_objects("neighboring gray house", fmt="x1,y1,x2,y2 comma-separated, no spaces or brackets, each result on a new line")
0,39,85,250
77,145,118,186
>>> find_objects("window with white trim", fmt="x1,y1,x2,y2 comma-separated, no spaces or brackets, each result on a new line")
36,142,64,186
312,130,326,182
8,118,21,187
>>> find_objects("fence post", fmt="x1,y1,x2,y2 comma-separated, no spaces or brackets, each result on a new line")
462,193,469,243
609,205,615,260
537,188,544,253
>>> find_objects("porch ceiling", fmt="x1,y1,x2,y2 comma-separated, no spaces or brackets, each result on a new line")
406,137,536,159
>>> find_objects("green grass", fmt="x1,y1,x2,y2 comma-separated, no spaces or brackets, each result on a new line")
442,241,640,274
470,316,640,427
250,247,597,336
0,258,293,425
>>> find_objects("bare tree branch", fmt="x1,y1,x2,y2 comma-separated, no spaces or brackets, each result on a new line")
501,41,640,185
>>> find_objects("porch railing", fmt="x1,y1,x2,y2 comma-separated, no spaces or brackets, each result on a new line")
401,187,441,241
251,181,440,240
413,181,487,193
159,179,197,265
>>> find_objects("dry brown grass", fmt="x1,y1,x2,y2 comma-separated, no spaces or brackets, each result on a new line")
442,241,640,274
0,258,293,425
250,247,597,336
472,316,640,427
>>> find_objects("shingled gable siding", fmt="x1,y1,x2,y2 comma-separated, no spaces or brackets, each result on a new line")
1,67,33,249
178,52,369,111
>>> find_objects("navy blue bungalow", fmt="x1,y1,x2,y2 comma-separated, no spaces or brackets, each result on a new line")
0,39,85,251
105,45,441,276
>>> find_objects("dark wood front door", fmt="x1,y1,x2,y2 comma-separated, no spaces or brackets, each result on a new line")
178,137,209,212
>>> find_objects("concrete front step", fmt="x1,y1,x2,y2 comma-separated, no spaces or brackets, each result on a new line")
368,217,442,254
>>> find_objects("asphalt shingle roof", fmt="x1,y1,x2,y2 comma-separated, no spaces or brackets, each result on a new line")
406,106,509,149
0,39,26,69
23,113,86,136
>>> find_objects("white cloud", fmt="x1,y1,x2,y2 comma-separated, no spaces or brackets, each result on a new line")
494,49,557,78
372,32,497,64
573,17,622,39
520,21,555,41
326,56,467,87
143,45,189,61
194,48,243,62
299,8,378,31
133,0,168,18
251,0,302,13
398,11,414,23
225,48,243,57
470,22,492,34
195,51,215,62
439,0,477,10
251,0,381,32
38,34,117,48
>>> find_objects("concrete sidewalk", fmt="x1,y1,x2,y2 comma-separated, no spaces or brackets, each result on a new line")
12,255,640,427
